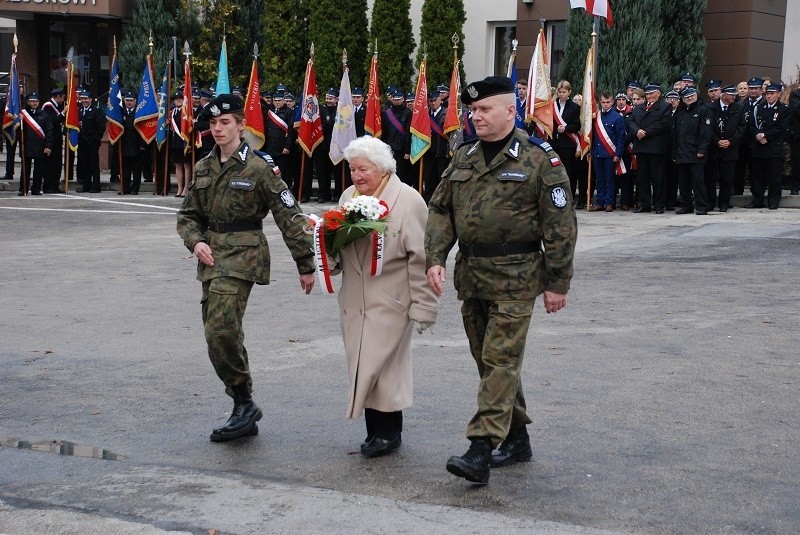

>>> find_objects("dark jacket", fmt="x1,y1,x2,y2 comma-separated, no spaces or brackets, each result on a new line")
121,107,145,158
671,101,712,164
748,100,791,159
381,104,411,157
789,89,800,142
40,98,64,152
195,103,214,156
78,104,106,146
429,106,449,159
707,100,746,161
627,99,672,155
591,108,626,159
22,106,54,158
264,105,293,157
550,98,581,151
353,104,366,138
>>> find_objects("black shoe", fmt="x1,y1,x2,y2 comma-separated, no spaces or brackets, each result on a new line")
299,196,310,203
744,203,763,209
575,202,586,210
90,189,101,193
446,437,492,485
131,191,139,195
31,191,42,195
17,192,24,196
791,190,799,196
209,386,263,442
719,207,728,212
675,207,692,214
490,426,532,468
361,436,401,458
633,207,651,213
1,175,12,180
655,209,664,214
695,210,708,215
768,205,778,210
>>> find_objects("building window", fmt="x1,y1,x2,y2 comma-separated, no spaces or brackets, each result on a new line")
548,20,566,85
494,24,516,77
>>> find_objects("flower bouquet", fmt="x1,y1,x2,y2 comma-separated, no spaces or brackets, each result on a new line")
304,196,390,293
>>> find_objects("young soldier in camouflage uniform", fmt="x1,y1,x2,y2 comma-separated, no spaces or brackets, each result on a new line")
425,77,577,485
177,94,316,442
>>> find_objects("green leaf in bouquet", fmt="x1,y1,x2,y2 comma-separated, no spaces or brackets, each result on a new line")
325,220,388,257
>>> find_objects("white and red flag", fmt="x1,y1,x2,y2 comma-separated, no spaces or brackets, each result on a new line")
570,0,613,27
526,29,553,139
578,41,596,158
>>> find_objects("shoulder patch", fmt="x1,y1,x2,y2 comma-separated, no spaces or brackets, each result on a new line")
528,136,554,152
254,150,274,166
507,138,521,159
550,186,568,208
279,189,296,208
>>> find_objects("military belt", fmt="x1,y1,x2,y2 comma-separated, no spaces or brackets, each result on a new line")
458,241,540,258
207,220,263,233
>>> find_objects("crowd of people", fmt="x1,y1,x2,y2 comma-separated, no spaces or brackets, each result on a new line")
517,73,800,213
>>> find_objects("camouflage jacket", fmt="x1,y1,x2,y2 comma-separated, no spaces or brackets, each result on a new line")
425,129,577,300
176,141,315,284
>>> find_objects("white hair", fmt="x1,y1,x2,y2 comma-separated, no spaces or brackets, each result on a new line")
343,136,397,174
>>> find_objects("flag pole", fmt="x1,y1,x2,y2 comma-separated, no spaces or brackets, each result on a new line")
163,55,172,196
418,51,426,195
13,35,28,196
297,43,314,203
586,28,597,208
117,37,126,196
64,46,73,194
182,40,195,180
340,48,347,194
149,33,158,195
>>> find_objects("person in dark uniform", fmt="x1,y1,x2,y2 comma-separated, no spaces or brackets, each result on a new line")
19,92,54,196
119,89,145,195
41,88,65,193
663,89,681,210
550,80,581,203
352,87,366,137
425,76,577,485
193,89,215,161
176,94,316,443
627,83,672,213
614,92,635,210
382,88,412,186
313,87,339,202
735,77,764,195
263,87,292,190
672,86,713,214
76,89,106,193
745,82,791,209
590,91,626,211
424,89,450,202
705,85,746,211
437,83,450,111
705,80,722,105
787,84,800,195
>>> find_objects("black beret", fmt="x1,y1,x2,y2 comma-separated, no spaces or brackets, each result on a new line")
461,76,515,105
201,94,244,120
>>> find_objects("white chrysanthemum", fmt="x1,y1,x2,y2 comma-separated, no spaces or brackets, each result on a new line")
343,195,383,221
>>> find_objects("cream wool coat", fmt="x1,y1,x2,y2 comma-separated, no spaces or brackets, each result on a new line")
336,174,438,419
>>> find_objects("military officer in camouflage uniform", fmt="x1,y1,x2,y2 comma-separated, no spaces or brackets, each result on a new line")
177,94,316,443
425,76,577,485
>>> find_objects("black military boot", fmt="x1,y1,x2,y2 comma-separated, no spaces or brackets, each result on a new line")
210,384,263,442
490,426,532,467
446,437,492,484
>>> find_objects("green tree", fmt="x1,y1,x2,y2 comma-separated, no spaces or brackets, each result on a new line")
259,0,309,95
307,0,369,95
558,8,593,90
416,0,466,91
369,0,415,93
118,0,193,91
192,0,246,88
661,0,707,85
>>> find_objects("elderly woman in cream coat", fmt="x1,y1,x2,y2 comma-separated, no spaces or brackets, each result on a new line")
335,136,438,458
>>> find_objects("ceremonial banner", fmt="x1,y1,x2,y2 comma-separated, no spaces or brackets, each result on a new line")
409,59,430,164
298,56,323,156
134,56,159,144
570,0,614,27
579,42,596,158
364,51,382,138
527,29,553,139
180,55,193,154
106,52,124,145
65,58,80,152
243,57,265,150
215,36,231,96
329,67,356,165
156,57,171,149
443,56,461,134
2,51,20,144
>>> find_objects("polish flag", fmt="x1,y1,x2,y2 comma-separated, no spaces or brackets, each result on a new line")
569,0,613,27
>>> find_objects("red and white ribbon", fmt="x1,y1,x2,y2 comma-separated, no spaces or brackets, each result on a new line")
21,110,46,139
370,232,384,276
309,214,336,294
553,100,580,148
594,113,627,175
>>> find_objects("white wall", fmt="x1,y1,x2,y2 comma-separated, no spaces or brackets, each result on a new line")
782,0,800,83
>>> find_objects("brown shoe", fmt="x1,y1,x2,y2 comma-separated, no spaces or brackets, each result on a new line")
587,205,604,212
620,204,630,211
605,205,614,212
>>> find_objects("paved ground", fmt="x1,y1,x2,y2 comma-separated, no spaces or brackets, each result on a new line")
0,190,798,534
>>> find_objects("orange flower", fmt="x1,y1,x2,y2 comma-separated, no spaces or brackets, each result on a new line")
322,208,346,232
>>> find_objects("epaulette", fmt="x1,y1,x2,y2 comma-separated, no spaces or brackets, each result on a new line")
457,137,480,149
528,136,554,153
254,149,282,176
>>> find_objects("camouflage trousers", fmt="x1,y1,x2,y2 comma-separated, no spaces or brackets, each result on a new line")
461,298,534,447
201,277,254,397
